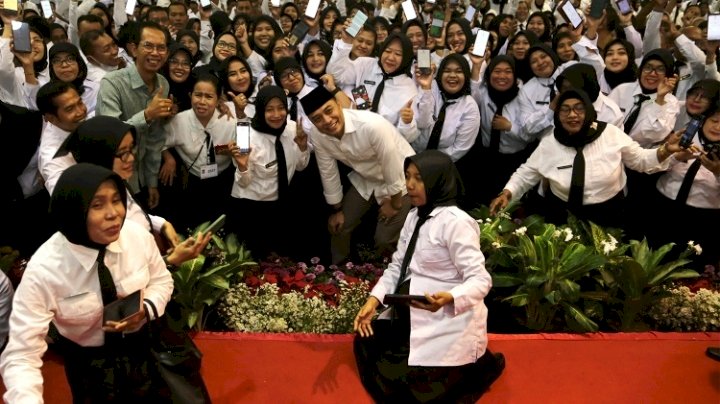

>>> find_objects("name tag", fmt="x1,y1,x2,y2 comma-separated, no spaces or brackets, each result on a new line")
535,101,549,105
200,163,218,179
265,160,278,168
557,164,572,170
364,80,376,85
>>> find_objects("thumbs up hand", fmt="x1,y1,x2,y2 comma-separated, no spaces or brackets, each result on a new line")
400,99,414,125
144,86,173,122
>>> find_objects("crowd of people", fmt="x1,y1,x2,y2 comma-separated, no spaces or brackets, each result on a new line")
0,0,719,401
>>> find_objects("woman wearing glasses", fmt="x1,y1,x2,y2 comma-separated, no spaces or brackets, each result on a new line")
161,44,195,113
192,31,239,80
490,89,688,229
0,23,50,108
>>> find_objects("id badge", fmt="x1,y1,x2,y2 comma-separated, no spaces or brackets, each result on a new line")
200,164,218,179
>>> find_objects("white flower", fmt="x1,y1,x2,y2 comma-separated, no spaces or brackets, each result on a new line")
514,226,527,236
688,240,695,247
492,241,502,249
553,230,562,238
485,218,492,223
693,244,703,255
562,228,573,242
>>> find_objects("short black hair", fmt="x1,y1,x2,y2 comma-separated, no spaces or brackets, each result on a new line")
37,81,78,116
169,1,188,12
136,21,170,45
145,5,169,19
77,14,104,29
194,74,221,97
79,29,107,57
117,21,140,49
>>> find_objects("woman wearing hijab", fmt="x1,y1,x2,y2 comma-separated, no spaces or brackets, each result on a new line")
553,31,578,64
0,164,175,402
507,30,539,84
177,29,205,67
193,31,239,79
490,89,687,228
227,85,310,259
674,79,720,131
328,32,431,143
555,63,624,128
221,55,256,120
302,39,333,88
526,11,551,44
162,44,195,113
411,54,479,162
1,26,50,107
575,37,639,96
353,150,504,403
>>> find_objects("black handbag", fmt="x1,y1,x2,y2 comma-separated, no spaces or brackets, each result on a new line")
145,301,212,404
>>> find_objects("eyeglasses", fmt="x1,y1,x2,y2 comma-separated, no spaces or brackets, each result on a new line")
280,68,301,81
140,41,168,54
558,104,586,117
169,58,192,68
115,146,137,162
51,56,77,66
687,89,709,101
216,41,237,51
641,64,666,75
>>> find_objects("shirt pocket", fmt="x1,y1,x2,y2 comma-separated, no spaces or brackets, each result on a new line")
57,292,103,325
414,247,455,279
116,266,149,297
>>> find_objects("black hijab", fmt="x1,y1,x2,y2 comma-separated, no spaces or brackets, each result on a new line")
50,163,127,249
196,31,237,78
55,116,136,170
377,32,414,77
444,18,473,55
163,44,195,112
553,89,603,149
404,150,464,219
638,49,674,94
251,15,282,60
49,42,88,96
508,30,539,83
699,101,720,148
527,11,552,43
527,43,560,79
251,85,287,137
602,39,638,91
556,63,600,102
436,53,471,100
220,55,255,99
302,39,332,82
686,79,720,119
177,29,204,66
485,55,520,107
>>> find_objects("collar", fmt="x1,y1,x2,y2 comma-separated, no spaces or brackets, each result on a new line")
66,237,123,273
129,66,156,91
343,109,356,136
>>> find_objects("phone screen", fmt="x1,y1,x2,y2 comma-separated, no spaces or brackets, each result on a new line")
125,0,137,15
41,1,53,18
237,123,250,152
288,21,310,46
464,5,476,23
346,11,368,37
680,118,702,148
616,0,632,15
471,30,490,57
418,49,431,74
589,0,608,19
351,85,372,110
429,11,445,38
708,15,720,41
305,0,321,19
401,0,417,21
200,0,212,8
561,1,583,29
11,21,31,53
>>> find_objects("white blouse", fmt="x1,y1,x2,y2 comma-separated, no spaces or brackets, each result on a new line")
0,37,50,108
471,83,531,154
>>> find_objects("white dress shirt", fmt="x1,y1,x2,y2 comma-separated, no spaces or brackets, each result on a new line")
0,220,173,403
471,83,530,154
505,123,670,204
163,109,236,177
24,80,100,113
310,109,415,205
518,62,574,138
0,38,50,108
608,81,680,147
39,122,72,189
411,84,480,162
371,206,491,366
86,62,118,84
231,124,310,201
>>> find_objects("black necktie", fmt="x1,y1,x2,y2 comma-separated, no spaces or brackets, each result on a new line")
96,249,117,306
675,159,702,204
623,94,651,133
394,215,428,294
204,131,216,164
275,137,288,200
426,98,456,150
370,73,390,113
567,146,586,209
289,96,298,122
490,102,506,152
547,80,556,103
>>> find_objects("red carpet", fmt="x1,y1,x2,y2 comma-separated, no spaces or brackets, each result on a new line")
2,332,718,403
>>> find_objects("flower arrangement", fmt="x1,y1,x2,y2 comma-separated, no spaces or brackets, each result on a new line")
647,285,720,331
217,257,383,333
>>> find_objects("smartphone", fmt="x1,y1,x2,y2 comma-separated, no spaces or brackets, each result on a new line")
4,0,18,11
471,30,490,57
418,49,431,75
590,0,608,19
351,85,371,110
401,0,417,21
11,21,32,54
705,143,720,160
41,0,53,18
383,294,430,305
560,0,584,29
103,289,143,324
429,11,445,38
345,11,368,37
200,0,212,9
125,0,137,15
708,14,720,41
426,0,435,3
464,5,476,23
204,214,227,235
287,20,310,46
271,0,281,7
616,0,632,15
214,144,230,155
304,0,321,19
679,117,703,149
237,122,250,153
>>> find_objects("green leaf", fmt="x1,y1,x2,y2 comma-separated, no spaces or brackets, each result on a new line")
647,261,695,285
544,290,560,305
491,273,524,287
562,302,599,332
201,274,230,289
502,293,529,307
187,311,198,329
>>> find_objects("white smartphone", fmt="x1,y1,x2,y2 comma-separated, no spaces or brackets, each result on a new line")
471,30,490,57
270,0,281,7
615,0,632,15
709,14,720,41
426,0,435,3
561,1,583,29
464,5,476,23
418,49,431,75
305,0,321,18
236,122,250,153
4,0,18,11
401,0,417,21
40,0,53,18
346,11,368,37
125,0,137,16
200,0,212,8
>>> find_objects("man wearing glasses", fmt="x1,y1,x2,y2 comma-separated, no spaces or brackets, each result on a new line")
97,21,173,211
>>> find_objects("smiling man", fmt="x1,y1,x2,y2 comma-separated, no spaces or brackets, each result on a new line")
301,86,415,264
96,21,173,210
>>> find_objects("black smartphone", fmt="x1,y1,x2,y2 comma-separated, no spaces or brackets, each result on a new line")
590,0,608,19
237,121,250,153
287,20,310,47
705,143,720,160
429,11,445,38
351,85,371,110
103,289,143,323
12,21,32,53
680,117,703,149
383,294,430,305
418,49,431,75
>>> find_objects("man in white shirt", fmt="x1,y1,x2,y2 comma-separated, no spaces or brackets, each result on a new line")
301,86,415,264
79,30,123,83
